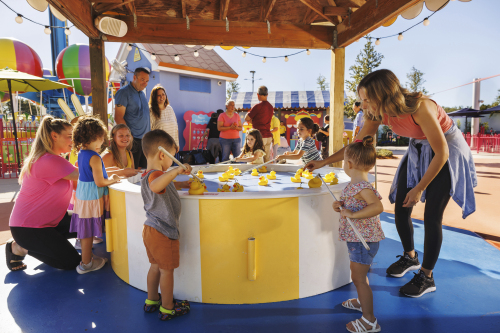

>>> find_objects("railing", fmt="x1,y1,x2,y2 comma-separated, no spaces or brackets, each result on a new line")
463,133,500,153
1,119,39,179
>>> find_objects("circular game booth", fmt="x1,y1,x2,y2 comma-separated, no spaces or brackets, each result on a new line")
106,164,373,304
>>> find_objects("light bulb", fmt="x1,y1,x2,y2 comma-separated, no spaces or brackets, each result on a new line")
262,57,266,63
375,38,381,46
151,53,156,61
174,55,180,61
194,50,199,57
15,14,23,24
284,56,289,62
203,45,215,50
398,33,403,41
65,28,71,35
242,52,246,58
127,44,133,51
423,18,430,26
186,45,195,48
306,49,311,55
44,26,51,35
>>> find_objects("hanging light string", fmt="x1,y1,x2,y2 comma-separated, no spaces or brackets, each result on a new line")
127,44,207,61
367,0,450,44
0,0,74,33
235,47,310,62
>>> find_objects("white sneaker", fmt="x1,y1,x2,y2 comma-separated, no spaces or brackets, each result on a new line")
76,257,107,274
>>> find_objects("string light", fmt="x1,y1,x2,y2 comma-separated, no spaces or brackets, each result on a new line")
262,57,266,63
203,45,215,50
398,33,404,41
284,56,289,62
174,55,180,61
150,53,157,61
423,18,430,26
15,14,23,24
375,38,380,45
242,51,246,58
44,26,51,35
306,49,311,55
127,44,133,51
194,50,199,57
65,27,71,35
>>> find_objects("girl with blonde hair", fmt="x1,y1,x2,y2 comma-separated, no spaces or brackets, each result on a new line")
102,124,141,177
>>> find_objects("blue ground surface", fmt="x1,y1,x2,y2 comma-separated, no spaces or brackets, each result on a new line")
1,212,500,332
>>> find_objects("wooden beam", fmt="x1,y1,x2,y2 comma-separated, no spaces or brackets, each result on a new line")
89,38,107,126
181,0,187,18
329,47,345,168
220,0,230,20
323,6,349,16
343,0,366,7
46,0,99,38
298,0,336,25
262,0,277,21
94,0,135,14
105,16,334,49
337,0,421,47
125,1,136,16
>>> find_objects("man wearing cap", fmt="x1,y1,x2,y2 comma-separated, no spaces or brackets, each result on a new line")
245,86,274,162
115,67,151,169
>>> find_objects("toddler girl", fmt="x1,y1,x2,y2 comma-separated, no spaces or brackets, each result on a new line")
332,135,384,333
277,117,321,164
70,116,120,274
235,129,266,164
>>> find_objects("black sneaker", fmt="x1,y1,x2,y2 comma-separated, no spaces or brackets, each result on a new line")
386,252,421,277
400,270,436,297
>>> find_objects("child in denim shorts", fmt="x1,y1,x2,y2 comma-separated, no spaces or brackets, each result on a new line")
333,136,385,333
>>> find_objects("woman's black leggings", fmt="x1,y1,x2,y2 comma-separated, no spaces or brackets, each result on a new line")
394,150,451,271
10,212,81,270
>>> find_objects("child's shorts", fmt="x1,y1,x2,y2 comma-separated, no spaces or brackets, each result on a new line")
143,225,179,270
346,241,379,266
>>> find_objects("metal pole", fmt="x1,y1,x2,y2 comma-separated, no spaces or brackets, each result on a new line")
250,70,255,93
7,80,22,171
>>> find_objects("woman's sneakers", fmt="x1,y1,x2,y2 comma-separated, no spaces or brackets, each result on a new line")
76,257,107,274
386,252,421,278
158,300,190,321
400,270,436,297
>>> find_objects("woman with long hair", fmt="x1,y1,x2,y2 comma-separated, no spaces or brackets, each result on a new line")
307,69,476,299
149,84,179,147
6,116,81,271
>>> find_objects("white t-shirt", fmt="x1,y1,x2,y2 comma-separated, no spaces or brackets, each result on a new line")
150,105,179,147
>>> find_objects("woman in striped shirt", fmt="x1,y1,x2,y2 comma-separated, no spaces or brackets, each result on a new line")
276,117,322,165
149,85,179,147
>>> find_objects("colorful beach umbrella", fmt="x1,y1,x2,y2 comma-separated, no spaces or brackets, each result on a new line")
56,44,110,96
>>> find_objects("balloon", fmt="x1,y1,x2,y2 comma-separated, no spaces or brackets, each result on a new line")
0,38,43,90
56,44,110,96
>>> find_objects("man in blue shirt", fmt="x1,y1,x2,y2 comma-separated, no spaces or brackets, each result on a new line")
353,101,364,141
115,67,151,168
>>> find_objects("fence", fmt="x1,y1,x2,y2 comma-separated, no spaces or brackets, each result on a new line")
1,118,38,179
463,133,500,153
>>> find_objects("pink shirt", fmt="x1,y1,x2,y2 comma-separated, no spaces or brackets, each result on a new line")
218,112,241,139
10,153,76,228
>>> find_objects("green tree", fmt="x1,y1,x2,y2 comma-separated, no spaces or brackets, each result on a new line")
1,97,38,118
406,66,428,95
443,106,464,113
492,89,500,107
226,80,240,100
317,74,329,91
344,36,384,119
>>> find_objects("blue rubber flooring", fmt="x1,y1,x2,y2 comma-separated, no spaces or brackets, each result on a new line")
1,212,500,332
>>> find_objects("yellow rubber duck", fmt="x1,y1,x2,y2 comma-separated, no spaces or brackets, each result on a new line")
251,169,259,176
291,176,302,183
267,170,276,180
188,179,205,195
217,184,231,192
226,172,235,179
228,166,234,171
258,176,268,186
330,177,339,185
196,170,204,179
232,183,244,192
219,174,229,182
308,176,322,188
296,168,304,177
258,166,267,173
234,168,241,176
304,172,314,180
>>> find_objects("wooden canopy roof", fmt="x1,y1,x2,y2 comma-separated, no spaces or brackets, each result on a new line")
47,0,421,49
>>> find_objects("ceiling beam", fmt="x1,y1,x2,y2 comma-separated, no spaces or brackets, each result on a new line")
181,0,187,18
337,0,421,47
94,0,135,14
46,0,100,38
262,0,277,21
323,6,349,16
105,16,333,49
343,0,366,7
220,0,230,20
298,0,336,25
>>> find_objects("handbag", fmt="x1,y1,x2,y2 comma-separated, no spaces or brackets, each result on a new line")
192,142,208,165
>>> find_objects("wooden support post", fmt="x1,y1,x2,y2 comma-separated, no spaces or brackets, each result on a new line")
329,47,345,168
89,38,108,126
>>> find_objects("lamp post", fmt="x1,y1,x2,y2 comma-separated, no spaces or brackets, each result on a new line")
245,71,262,93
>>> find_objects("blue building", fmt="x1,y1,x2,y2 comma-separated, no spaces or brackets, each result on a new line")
112,43,238,150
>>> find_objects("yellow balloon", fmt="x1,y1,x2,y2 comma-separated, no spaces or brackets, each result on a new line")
382,16,397,27
242,46,251,49
220,46,234,50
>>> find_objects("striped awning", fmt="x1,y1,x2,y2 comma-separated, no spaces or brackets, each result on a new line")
231,90,347,110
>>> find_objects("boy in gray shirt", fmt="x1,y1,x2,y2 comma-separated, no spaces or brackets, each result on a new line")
140,129,192,321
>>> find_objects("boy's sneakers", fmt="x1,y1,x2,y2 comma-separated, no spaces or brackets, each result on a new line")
76,257,107,274
386,252,421,278
158,300,190,321
144,294,162,313
400,270,436,297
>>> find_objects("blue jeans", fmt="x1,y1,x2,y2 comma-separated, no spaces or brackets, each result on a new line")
347,242,380,265
219,137,241,162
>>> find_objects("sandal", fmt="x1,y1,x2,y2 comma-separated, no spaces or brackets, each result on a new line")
342,298,362,312
158,301,190,321
144,294,162,313
346,316,381,333
5,241,27,272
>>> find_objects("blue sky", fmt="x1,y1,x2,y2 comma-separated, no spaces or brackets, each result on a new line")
1,0,498,108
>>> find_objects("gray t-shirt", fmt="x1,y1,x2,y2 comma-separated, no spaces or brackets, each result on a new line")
141,170,181,239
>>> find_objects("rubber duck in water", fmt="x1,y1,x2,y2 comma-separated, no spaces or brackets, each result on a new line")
323,172,336,182
219,173,229,182
296,168,304,177
267,170,277,180
234,168,241,176
232,183,244,192
303,171,314,180
329,176,339,185
188,179,205,195
226,172,235,179
258,166,267,173
291,175,302,183
251,169,259,176
308,175,322,188
217,184,231,192
228,166,234,171
258,176,268,186
196,170,204,179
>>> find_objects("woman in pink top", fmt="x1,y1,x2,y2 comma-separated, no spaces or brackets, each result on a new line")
307,69,476,298
6,116,81,271
218,99,242,162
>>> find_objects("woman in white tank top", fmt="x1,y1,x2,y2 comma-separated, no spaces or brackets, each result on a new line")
149,84,179,147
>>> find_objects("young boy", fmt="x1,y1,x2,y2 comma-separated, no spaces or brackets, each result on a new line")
141,129,193,321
